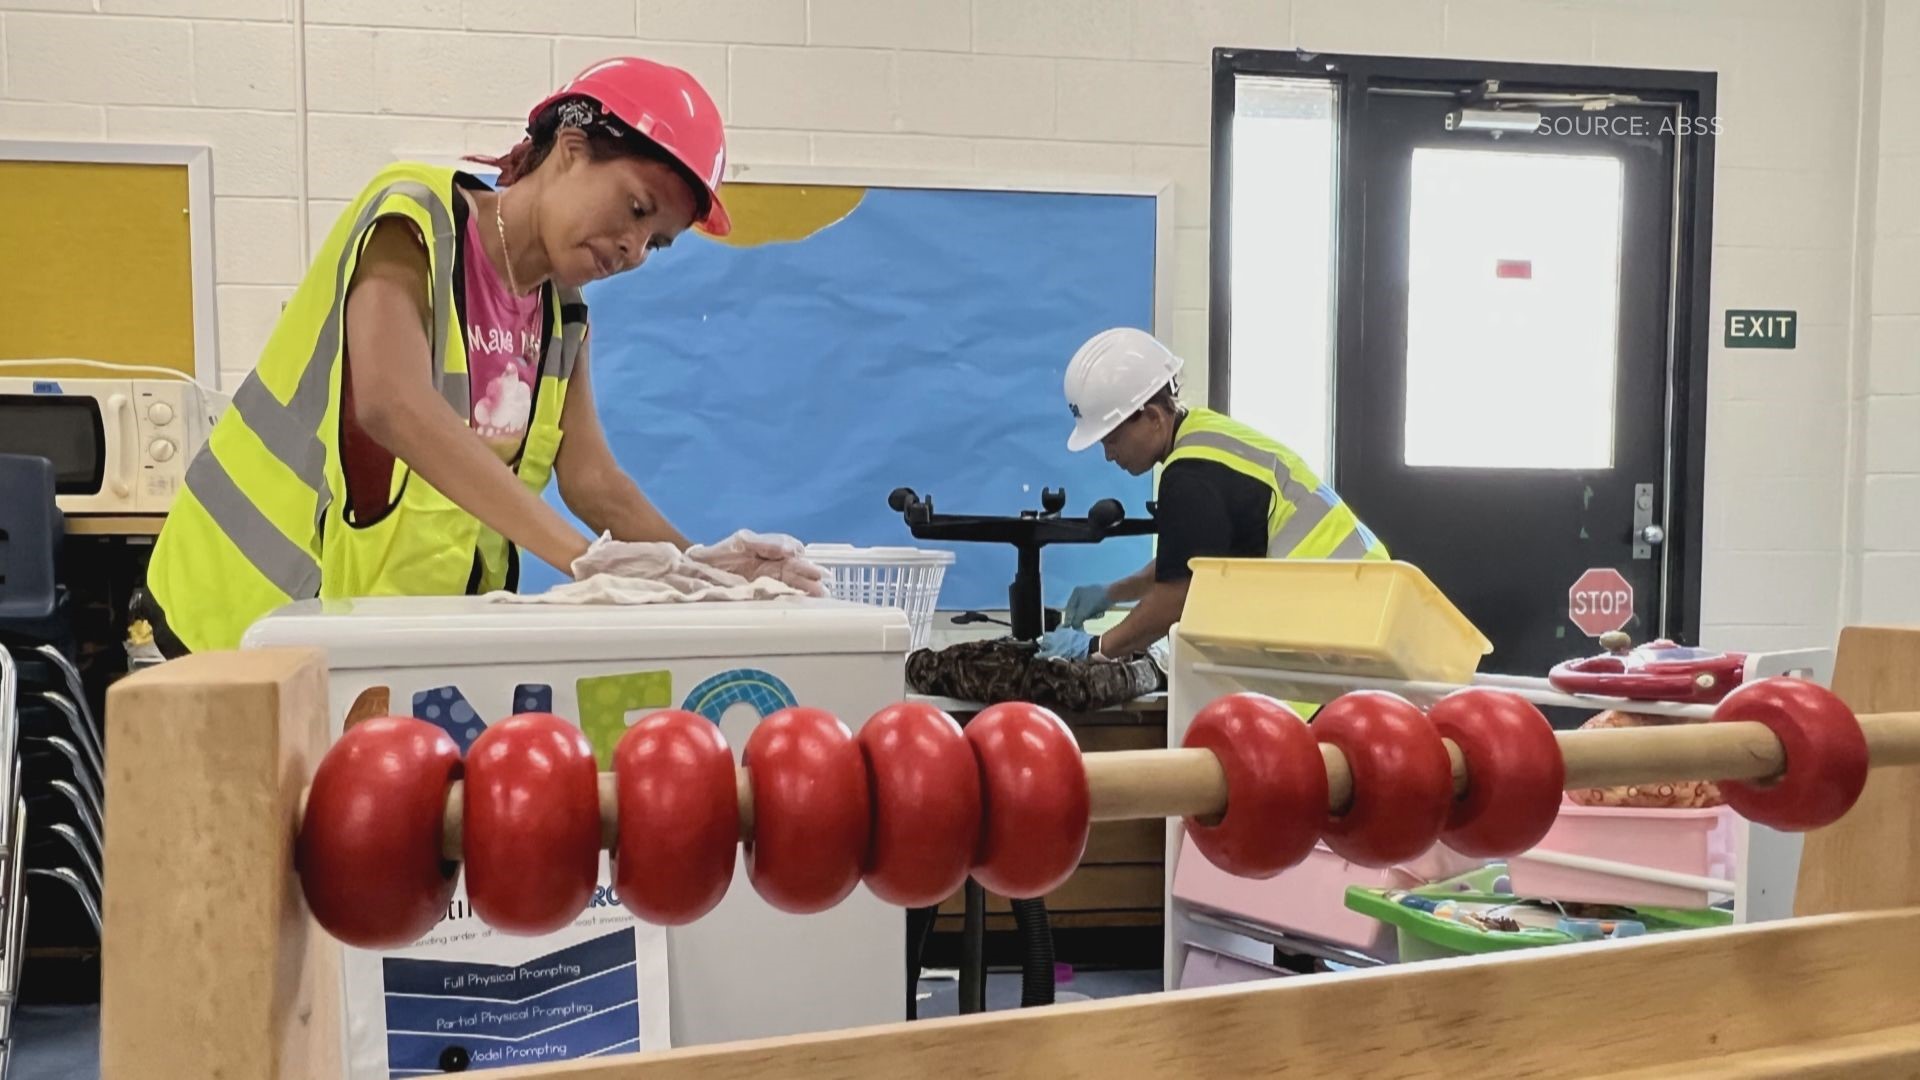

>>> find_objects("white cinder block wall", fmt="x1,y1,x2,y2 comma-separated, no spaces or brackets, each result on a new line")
0,0,1907,645
1856,0,1920,624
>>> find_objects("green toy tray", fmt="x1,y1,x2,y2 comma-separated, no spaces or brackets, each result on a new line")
1344,865,1733,958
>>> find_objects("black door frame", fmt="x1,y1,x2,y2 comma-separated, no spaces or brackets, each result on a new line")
1207,48,1718,648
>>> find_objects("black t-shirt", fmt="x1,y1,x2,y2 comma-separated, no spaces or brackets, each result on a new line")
1154,459,1274,582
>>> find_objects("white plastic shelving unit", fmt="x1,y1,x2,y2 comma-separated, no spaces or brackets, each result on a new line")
1160,625,1834,991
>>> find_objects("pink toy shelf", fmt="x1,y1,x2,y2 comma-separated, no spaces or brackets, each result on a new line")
1162,560,1833,990
1172,835,1484,959
1507,801,1738,909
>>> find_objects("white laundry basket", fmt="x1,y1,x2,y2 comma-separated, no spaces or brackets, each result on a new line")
804,545,954,651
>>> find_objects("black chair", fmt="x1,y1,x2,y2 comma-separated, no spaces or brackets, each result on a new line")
0,454,100,1035
0,644,26,1078
0,455,63,644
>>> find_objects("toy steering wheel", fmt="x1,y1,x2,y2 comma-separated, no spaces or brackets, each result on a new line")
1547,638,1750,705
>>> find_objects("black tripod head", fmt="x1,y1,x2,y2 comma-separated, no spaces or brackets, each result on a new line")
887,487,1157,640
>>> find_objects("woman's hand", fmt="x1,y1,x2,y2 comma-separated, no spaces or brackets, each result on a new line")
570,532,745,588
686,530,828,596
345,216,594,576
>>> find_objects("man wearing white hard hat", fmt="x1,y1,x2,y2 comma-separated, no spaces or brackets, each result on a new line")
1038,327,1389,661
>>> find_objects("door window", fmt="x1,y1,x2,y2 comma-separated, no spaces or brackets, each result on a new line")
1404,148,1626,470
1225,76,1340,478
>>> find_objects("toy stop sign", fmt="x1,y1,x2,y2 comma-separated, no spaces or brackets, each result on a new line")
1569,568,1634,637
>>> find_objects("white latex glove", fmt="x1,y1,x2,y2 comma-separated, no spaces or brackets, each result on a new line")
685,529,829,597
571,533,744,588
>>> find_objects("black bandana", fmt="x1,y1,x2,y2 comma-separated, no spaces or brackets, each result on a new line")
529,94,711,220
536,96,633,144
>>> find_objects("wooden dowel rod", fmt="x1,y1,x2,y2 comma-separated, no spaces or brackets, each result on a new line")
1085,750,1227,822
1444,741,1468,801
1863,712,1920,768
1558,721,1783,790
434,709,1920,860
444,781,465,862
737,770,755,844
1328,745,1353,813
601,774,617,848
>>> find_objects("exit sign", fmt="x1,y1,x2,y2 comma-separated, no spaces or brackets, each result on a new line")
1725,309,1797,349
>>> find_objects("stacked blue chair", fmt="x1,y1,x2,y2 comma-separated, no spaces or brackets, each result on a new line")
0,453,102,1077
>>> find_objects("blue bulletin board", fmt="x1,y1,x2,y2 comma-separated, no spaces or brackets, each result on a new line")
518,168,1168,611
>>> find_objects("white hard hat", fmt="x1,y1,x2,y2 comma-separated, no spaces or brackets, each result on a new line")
1063,327,1185,452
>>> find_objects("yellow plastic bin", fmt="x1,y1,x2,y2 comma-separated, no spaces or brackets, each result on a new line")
1179,559,1493,685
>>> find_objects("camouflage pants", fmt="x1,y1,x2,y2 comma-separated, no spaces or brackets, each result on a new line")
906,638,1164,713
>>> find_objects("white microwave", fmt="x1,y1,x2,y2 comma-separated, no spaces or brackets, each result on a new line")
0,376,219,514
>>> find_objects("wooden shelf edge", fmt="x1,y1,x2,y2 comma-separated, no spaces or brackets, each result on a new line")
1597,1021,1920,1079
64,514,166,536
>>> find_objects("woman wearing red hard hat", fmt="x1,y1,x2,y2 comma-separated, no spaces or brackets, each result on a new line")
142,57,823,657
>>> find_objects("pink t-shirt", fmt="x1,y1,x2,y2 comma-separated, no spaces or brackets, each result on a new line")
337,204,546,523
461,210,544,462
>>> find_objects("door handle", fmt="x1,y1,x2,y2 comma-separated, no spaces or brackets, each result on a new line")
1632,482,1657,559
107,392,135,498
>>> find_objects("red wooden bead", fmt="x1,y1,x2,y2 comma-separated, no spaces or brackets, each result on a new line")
859,702,981,908
297,716,461,949
967,702,1090,899
613,710,739,926
1429,689,1565,857
1314,691,1453,868
1713,677,1868,831
1181,694,1325,878
744,707,870,914
463,713,602,935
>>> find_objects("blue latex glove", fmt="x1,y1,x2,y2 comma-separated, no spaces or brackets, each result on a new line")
1036,626,1094,660
1061,584,1112,628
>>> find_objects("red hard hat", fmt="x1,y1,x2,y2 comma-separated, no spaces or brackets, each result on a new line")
529,57,732,237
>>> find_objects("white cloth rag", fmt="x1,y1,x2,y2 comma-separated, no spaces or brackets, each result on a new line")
488,540,806,606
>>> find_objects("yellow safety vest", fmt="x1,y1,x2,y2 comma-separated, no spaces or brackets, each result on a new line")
1163,408,1385,721
147,161,585,653
1163,407,1388,562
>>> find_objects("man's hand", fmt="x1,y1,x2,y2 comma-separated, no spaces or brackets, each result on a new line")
1061,584,1112,628
1036,626,1095,660
1091,577,1190,659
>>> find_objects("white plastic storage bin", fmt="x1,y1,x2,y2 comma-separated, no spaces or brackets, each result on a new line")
243,595,913,1080
804,544,954,650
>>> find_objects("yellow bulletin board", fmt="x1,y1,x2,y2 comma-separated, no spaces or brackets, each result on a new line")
0,141,217,384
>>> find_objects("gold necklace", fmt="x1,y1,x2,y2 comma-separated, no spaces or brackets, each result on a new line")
493,191,521,296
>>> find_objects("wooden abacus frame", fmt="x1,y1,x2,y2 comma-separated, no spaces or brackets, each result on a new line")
99,627,1920,1079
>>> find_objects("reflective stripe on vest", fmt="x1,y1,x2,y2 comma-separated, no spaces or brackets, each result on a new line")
472,307,586,589
180,448,321,600
1165,409,1387,561
191,178,460,586
147,162,580,652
